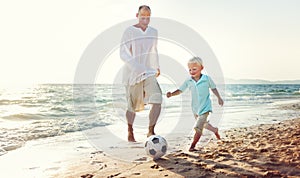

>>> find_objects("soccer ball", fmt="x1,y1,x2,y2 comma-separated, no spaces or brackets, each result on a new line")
145,135,167,160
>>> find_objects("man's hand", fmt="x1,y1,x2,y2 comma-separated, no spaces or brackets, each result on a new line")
156,68,160,77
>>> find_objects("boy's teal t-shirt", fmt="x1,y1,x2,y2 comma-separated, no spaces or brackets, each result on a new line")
179,74,216,115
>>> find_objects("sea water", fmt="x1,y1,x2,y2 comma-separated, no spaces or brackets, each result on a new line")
0,84,299,156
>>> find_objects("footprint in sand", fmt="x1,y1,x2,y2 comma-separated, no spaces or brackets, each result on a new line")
150,164,159,169
178,167,193,173
107,173,121,178
81,174,94,178
180,162,193,166
132,172,141,175
134,157,148,162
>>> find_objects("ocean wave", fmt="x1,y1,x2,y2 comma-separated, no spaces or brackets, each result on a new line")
0,99,24,105
225,94,272,101
0,148,7,156
49,106,70,112
293,89,300,95
1,84,299,156
2,113,46,120
0,113,115,155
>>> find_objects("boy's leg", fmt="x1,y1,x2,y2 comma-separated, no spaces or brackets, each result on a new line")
205,123,221,140
189,132,201,151
147,103,161,137
189,113,207,151
126,110,136,142
194,113,208,134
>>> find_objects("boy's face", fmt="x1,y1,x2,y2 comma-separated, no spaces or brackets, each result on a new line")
136,8,151,26
188,63,203,78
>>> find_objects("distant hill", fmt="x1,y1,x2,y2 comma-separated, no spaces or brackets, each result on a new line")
225,78,300,84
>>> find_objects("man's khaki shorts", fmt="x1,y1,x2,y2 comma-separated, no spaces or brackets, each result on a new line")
126,76,162,112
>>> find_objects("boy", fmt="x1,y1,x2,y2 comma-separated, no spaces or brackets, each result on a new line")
167,57,223,151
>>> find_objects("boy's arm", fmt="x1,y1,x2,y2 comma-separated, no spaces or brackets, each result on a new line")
211,88,224,106
166,89,182,98
168,79,188,98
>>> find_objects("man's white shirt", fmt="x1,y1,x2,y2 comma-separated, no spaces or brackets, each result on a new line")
120,25,159,86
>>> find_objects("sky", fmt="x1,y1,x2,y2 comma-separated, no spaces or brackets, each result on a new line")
1,0,300,85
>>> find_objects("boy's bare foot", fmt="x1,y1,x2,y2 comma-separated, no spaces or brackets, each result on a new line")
188,147,198,152
215,128,221,140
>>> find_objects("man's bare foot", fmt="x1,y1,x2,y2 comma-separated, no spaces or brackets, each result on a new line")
215,128,221,140
128,132,136,142
147,132,155,138
147,125,156,137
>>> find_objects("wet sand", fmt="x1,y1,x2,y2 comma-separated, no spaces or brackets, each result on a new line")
53,116,300,178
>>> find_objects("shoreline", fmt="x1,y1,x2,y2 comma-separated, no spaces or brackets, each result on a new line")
1,101,299,177
52,117,300,178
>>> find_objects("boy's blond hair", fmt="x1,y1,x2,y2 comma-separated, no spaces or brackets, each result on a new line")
188,57,203,66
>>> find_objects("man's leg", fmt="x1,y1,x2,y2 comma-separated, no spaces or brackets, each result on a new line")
147,103,161,137
126,110,136,142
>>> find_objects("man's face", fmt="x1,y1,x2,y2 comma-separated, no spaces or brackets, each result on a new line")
137,8,151,26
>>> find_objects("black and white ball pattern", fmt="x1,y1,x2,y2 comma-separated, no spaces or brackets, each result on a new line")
145,135,167,160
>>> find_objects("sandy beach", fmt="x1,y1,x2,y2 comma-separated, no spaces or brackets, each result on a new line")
52,113,300,177
1,85,299,178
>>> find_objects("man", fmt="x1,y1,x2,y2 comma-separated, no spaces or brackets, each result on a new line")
120,5,162,142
